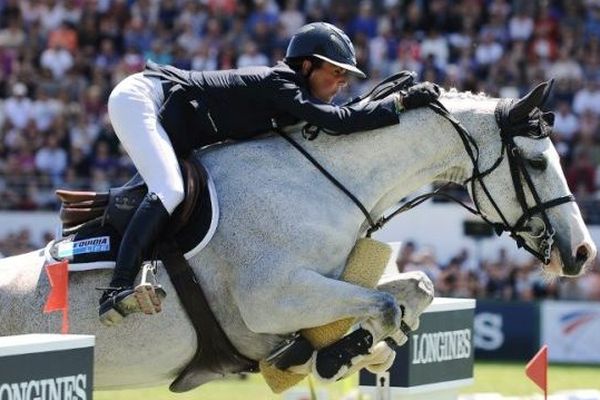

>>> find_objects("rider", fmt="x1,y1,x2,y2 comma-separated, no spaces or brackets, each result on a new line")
99,22,441,325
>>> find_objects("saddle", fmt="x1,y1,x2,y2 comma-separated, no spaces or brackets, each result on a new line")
52,158,258,392
54,159,208,262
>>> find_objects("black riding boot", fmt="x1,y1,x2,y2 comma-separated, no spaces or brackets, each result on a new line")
99,192,170,326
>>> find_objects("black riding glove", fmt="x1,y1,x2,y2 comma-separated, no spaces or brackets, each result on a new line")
401,82,441,110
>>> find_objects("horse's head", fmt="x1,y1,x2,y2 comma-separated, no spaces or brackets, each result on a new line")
464,81,596,277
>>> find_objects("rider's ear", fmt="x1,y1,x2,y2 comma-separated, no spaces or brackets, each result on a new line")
301,60,312,76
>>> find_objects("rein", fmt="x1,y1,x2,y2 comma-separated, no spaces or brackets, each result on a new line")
275,129,377,229
276,93,574,265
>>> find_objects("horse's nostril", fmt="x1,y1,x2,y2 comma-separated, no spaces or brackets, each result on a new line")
576,245,589,265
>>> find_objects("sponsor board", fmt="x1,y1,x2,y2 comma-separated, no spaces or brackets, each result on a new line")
360,298,475,392
0,334,94,400
541,300,600,364
474,300,540,361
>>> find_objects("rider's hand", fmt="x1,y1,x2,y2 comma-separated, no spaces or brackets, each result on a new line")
401,82,441,110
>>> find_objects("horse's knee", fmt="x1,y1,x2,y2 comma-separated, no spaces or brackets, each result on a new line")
376,271,435,344
364,291,401,341
378,271,434,327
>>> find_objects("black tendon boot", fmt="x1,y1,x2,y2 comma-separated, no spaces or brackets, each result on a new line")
99,193,170,326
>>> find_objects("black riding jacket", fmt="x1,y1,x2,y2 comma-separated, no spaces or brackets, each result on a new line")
143,60,399,156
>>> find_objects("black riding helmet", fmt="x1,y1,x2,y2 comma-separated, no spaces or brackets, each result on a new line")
285,22,367,79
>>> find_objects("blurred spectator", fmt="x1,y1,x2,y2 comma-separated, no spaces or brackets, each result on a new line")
47,20,78,54
0,17,25,49
573,80,600,115
396,240,417,272
0,229,37,257
246,0,279,36
567,149,596,196
409,247,441,282
177,2,207,34
421,28,449,69
349,1,378,39
553,101,579,143
90,168,110,193
176,22,201,55
35,134,68,184
68,146,91,179
280,0,305,38
95,39,120,72
40,42,74,79
484,261,512,300
31,87,62,133
3,82,32,130
237,40,269,68
509,266,535,300
508,7,534,41
474,31,504,78
578,262,600,300
546,47,583,85
41,0,69,33
90,141,117,179
191,41,218,71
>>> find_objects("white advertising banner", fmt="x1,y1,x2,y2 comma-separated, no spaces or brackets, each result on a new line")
541,301,600,364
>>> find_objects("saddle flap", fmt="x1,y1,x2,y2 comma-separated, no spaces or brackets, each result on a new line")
51,158,216,266
55,189,109,205
60,206,106,227
104,184,148,236
169,159,204,233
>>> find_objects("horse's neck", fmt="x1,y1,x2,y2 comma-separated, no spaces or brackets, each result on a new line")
299,94,501,223
201,93,501,233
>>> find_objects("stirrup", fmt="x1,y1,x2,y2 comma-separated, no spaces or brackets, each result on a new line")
134,263,167,315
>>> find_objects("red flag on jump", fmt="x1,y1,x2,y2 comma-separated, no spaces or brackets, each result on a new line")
43,260,69,334
526,344,548,399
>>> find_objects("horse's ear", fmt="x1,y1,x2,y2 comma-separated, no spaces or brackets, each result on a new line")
540,78,555,107
508,82,548,123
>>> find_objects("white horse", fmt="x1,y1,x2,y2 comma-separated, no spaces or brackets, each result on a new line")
0,81,595,391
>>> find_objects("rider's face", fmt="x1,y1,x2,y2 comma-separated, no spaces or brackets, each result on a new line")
304,60,349,103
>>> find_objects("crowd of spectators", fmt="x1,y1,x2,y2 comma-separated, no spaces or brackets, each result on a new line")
1,1,599,299
396,240,600,301
0,0,600,216
0,228,53,257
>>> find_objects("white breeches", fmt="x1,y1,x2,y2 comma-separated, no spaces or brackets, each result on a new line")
107,72,185,215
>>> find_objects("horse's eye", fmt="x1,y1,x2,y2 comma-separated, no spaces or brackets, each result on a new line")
528,156,547,171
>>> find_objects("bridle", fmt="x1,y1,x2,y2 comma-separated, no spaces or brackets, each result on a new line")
421,99,574,264
276,93,574,265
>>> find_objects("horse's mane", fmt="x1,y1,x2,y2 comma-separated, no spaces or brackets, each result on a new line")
440,88,490,101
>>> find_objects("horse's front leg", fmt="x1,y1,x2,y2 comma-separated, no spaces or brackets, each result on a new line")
235,267,402,342
308,271,435,381
267,271,435,382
